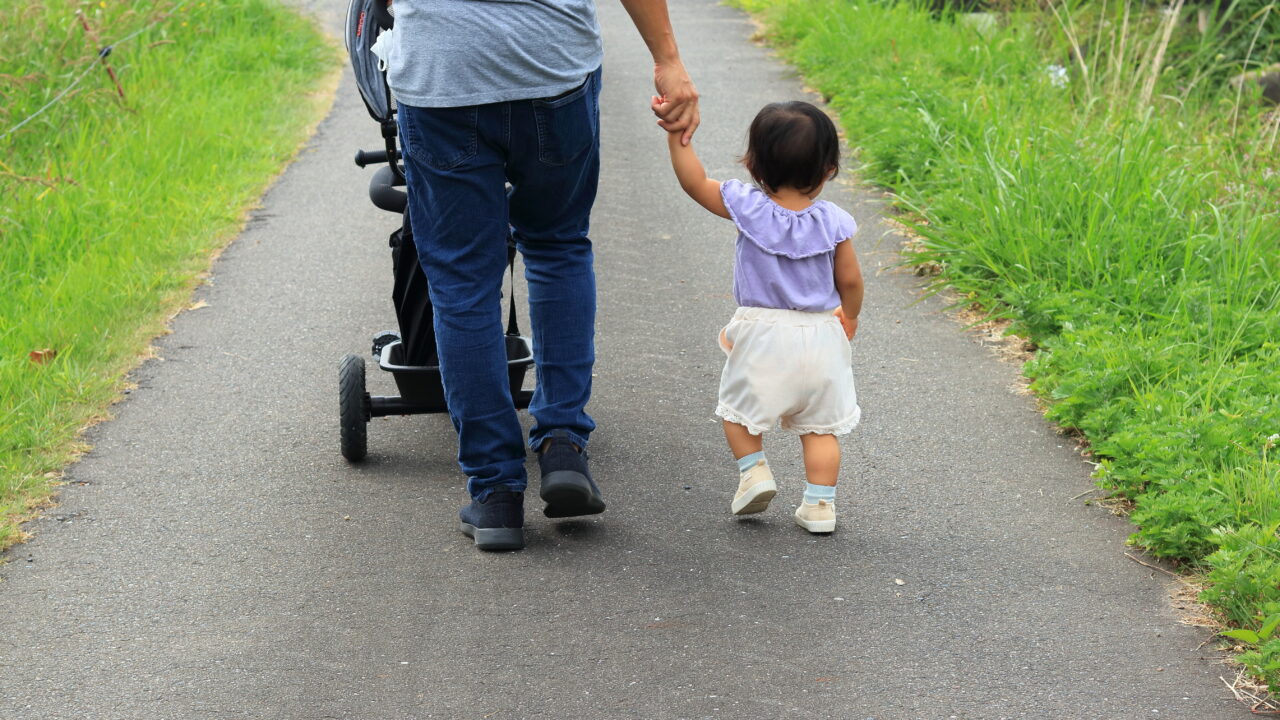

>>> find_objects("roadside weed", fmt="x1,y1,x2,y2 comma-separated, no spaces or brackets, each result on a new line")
0,1,336,549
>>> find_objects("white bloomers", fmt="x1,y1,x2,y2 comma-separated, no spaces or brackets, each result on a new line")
715,306,861,436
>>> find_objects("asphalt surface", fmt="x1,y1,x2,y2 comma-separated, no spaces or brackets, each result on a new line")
0,1,1250,718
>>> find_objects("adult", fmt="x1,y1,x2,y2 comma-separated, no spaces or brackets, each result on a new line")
387,0,699,550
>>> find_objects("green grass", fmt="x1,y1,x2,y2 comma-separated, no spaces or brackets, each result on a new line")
0,1,337,549
736,0,1280,688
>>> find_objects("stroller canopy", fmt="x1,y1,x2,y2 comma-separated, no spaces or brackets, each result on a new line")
344,0,395,123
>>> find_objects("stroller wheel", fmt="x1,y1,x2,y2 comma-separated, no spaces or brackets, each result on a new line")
339,354,369,462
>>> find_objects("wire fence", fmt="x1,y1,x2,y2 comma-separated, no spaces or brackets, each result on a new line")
0,1,190,144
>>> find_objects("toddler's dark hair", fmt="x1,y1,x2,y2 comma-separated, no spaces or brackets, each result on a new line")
741,101,840,194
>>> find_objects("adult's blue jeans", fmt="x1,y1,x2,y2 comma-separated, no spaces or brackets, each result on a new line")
397,68,601,500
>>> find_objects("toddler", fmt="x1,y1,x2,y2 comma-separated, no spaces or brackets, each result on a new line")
664,101,863,533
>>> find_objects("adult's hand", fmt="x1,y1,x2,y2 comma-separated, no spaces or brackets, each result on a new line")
651,58,700,145
618,0,700,144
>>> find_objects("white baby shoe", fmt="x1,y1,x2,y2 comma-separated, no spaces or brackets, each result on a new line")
731,460,776,515
794,498,836,533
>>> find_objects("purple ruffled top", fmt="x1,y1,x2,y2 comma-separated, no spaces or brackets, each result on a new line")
721,179,858,312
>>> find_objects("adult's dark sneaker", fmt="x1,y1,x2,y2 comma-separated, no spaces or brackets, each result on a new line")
537,430,605,518
458,490,525,551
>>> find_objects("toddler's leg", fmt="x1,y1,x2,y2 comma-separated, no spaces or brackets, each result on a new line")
723,419,762,458
799,433,839,487
724,421,775,515
795,433,839,533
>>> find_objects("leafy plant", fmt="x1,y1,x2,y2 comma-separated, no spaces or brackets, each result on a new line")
1224,611,1280,691
1222,613,1280,647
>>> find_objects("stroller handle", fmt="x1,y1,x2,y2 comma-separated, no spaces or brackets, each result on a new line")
355,148,401,168
369,165,407,214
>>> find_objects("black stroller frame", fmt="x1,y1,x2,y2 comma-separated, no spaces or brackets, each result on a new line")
338,0,535,461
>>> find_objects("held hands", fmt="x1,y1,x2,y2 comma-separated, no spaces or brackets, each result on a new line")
651,58,700,145
834,306,858,340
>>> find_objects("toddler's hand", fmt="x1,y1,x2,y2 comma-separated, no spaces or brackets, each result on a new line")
652,97,685,137
834,307,857,340
719,327,734,352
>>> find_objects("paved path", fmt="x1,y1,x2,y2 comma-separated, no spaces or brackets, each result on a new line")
0,1,1247,718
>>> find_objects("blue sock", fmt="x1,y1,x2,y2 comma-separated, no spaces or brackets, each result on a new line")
803,482,836,504
737,451,766,473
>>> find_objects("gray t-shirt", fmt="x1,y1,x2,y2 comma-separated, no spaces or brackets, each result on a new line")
386,0,603,108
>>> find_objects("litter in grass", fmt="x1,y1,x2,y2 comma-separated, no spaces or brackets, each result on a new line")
1046,64,1069,88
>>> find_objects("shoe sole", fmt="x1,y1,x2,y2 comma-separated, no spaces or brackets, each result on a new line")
731,479,777,515
794,515,836,533
540,470,606,518
459,522,526,551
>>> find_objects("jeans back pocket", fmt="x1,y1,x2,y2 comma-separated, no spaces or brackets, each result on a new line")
531,80,597,167
402,105,478,172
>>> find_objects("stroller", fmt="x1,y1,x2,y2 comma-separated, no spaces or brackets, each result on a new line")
337,0,534,461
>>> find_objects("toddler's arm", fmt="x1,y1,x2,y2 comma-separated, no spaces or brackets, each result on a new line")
667,130,730,219
833,239,863,339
